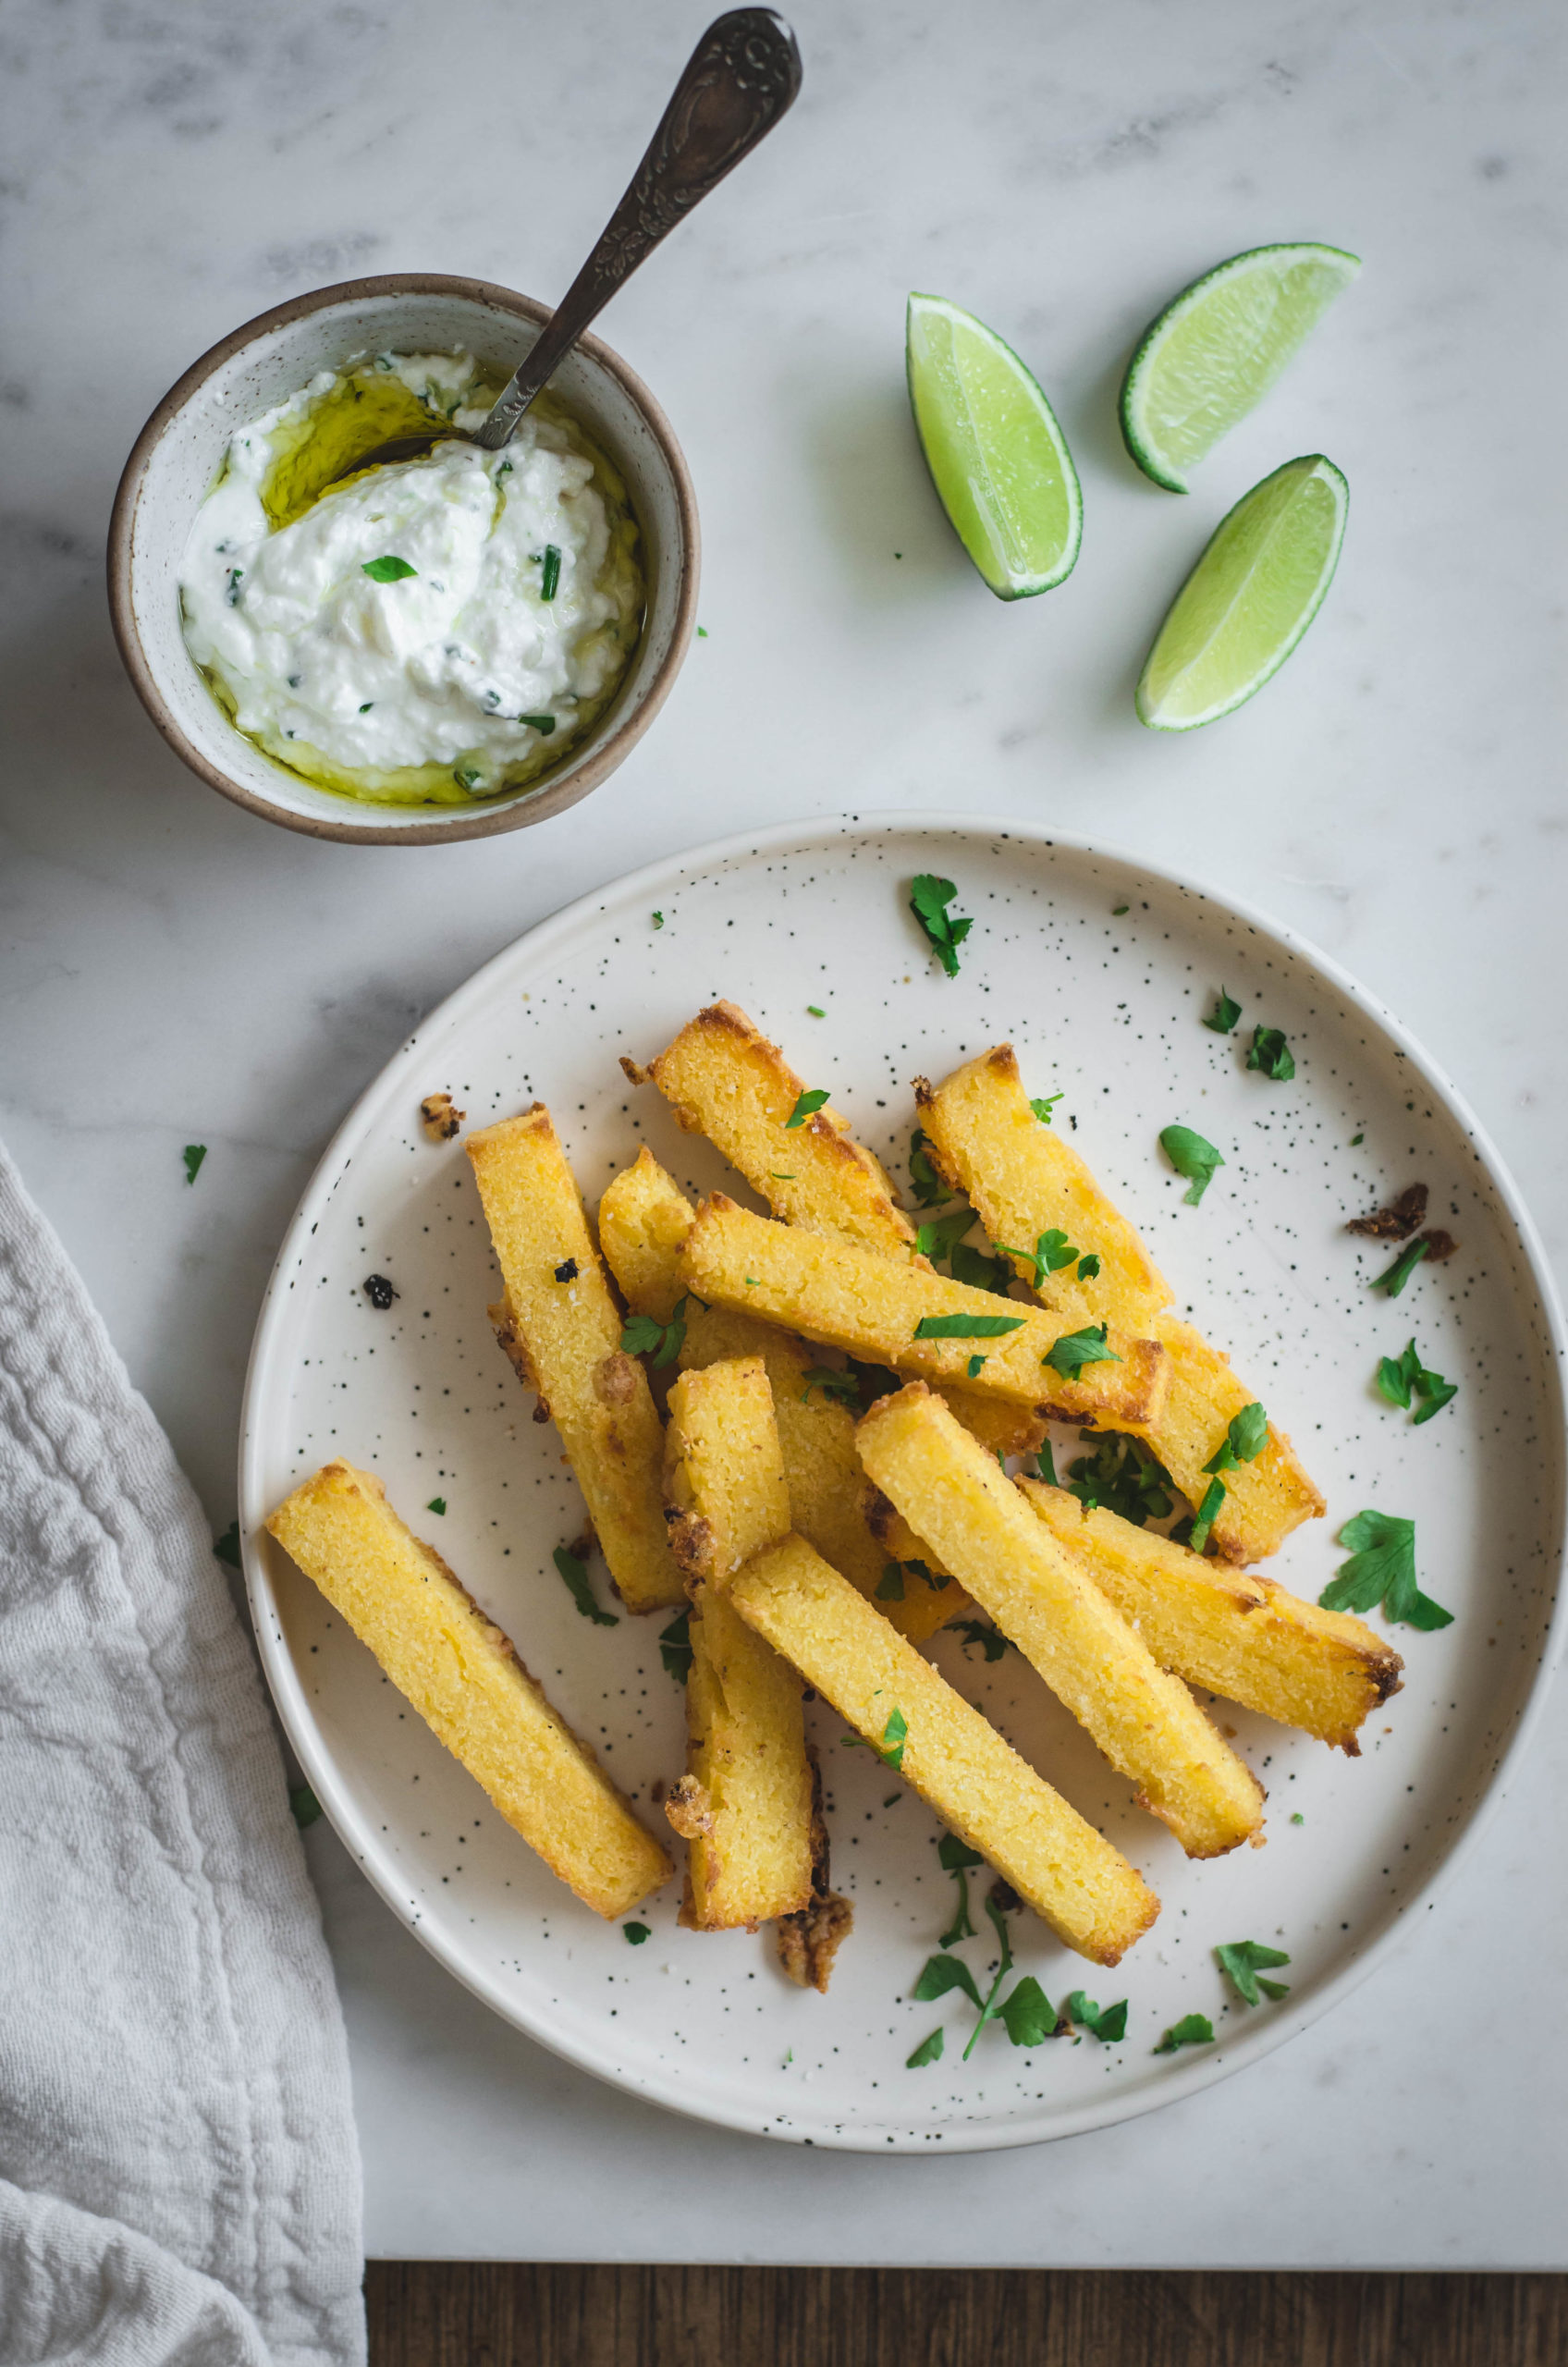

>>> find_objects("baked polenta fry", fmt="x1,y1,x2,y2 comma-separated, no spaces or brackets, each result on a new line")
727,1534,1159,1966
1021,1482,1402,1751
266,1461,671,1919
661,1357,818,1933
680,1196,1170,1431
466,1106,685,1613
857,1386,1265,1858
917,1046,1325,1562
599,1149,966,1643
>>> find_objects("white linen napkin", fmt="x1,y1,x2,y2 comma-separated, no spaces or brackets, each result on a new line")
0,1141,364,2366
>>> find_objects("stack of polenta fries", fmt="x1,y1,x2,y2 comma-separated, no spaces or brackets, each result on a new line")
267,1001,1403,1990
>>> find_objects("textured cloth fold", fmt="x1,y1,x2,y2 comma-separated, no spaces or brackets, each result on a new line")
0,1141,364,2365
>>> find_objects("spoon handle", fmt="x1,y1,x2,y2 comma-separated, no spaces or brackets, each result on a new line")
474,8,802,449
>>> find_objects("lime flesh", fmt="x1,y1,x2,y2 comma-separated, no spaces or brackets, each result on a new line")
906,294,1082,598
1136,455,1348,731
1121,244,1360,493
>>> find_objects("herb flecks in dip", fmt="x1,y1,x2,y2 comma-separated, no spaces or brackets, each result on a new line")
178,353,643,806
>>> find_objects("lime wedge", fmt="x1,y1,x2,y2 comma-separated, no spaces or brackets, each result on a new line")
1121,244,1360,493
906,293,1082,598
1136,454,1348,731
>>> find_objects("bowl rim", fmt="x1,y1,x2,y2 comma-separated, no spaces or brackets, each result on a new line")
106,271,701,846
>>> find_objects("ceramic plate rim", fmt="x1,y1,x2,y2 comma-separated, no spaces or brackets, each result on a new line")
239,810,1568,2152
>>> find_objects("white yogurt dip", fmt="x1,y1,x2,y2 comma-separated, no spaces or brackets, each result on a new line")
178,353,642,803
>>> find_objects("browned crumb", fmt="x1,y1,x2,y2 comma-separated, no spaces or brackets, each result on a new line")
420,1091,465,1143
1419,1228,1459,1263
665,1773,715,1841
774,1748,853,1993
1347,1183,1427,1240
592,1351,640,1406
663,1504,715,1581
489,1299,551,1419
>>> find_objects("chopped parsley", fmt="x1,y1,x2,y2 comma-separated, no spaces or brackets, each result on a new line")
908,1128,949,1206
657,1610,693,1683
620,1297,690,1367
1065,1434,1175,1526
540,543,562,600
1060,1991,1128,2043
518,713,556,734
362,555,417,583
1030,1094,1063,1124
998,1975,1056,2046
768,1171,797,1180
1291,1811,1305,1824
225,568,244,606
937,1834,984,1944
875,1563,905,1603
801,1366,861,1407
359,701,374,712
880,1707,909,1771
425,1497,447,1516
807,1003,826,1017
1351,1132,1365,1145
1076,1253,1101,1280
182,1144,207,1185
966,1354,987,1378
1154,2014,1214,2054
1186,1476,1228,1555
906,2027,945,2067
913,1953,984,2008
697,624,709,637
1319,1509,1452,1630
914,1312,1025,1341
1215,1939,1291,2005
914,1206,977,1265
214,1520,241,1569
652,910,664,929
1204,988,1242,1035
289,1784,322,1830
785,1088,830,1129
949,1617,1011,1662
1159,1124,1225,1206
1030,1440,1059,1486
1246,1024,1296,1082
623,1922,650,1945
1371,1237,1429,1297
962,1884,1020,2060
1111,903,1130,918
995,1227,1087,1289
553,1543,619,1626
949,1241,1011,1293
1203,1402,1268,1475
908,873,974,978
1377,1338,1458,1425
1042,1323,1121,1378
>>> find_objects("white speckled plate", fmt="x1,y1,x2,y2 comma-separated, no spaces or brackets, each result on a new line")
239,816,1566,2152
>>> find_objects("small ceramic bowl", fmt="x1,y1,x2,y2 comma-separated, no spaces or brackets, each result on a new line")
108,274,700,844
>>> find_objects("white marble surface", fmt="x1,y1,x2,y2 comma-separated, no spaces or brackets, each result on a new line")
2,0,1564,2268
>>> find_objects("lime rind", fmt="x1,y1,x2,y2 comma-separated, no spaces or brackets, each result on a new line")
1136,454,1348,732
906,293,1083,599
1121,243,1361,493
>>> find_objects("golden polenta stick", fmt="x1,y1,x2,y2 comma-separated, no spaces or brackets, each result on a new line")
266,1462,671,1919
918,1047,1325,1562
622,1006,1041,1461
624,999,917,1255
857,1387,1265,1858
727,1535,1159,1966
680,1196,1170,1432
916,1049,1170,1331
1147,1317,1327,1565
1021,1482,1402,1751
599,1149,966,1644
661,1357,815,1932
466,1107,685,1613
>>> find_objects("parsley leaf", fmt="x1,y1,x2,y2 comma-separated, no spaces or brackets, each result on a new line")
623,1921,650,1944
289,1783,322,1829
966,1354,986,1378
1246,1024,1296,1082
962,1885,1018,2059
949,1618,1012,1662
1215,1939,1291,2006
785,1088,829,1129
938,1834,984,1869
1076,1252,1102,1280
876,1562,905,1601
553,1544,619,1626
540,543,561,600
652,910,664,929
657,1610,693,1683
1065,1435,1175,1526
362,555,417,582
1377,1338,1458,1424
1154,2014,1214,2054
880,1707,909,1771
914,1207,977,1265
182,1144,207,1185
620,1297,689,1367
908,874,974,978
949,1241,1011,1293
1203,1401,1268,1475
1042,1324,1121,1378
907,1129,952,1208
518,713,556,734
1371,1237,1430,1297
938,1833,983,1944
914,1312,1025,1341
913,1953,984,2008
906,2027,945,2067
1061,1991,1129,2043
1204,989,1242,1035
1186,1476,1228,1555
1030,1094,1063,1125
426,1497,447,1515
901,1557,946,1590
995,1228,1082,1288
998,1975,1056,2048
214,1519,241,1569
1030,1440,1059,1487
1319,1509,1452,1629
1160,1124,1225,1206
802,1366,861,1407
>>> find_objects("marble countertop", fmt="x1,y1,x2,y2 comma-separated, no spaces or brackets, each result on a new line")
3,0,1564,2268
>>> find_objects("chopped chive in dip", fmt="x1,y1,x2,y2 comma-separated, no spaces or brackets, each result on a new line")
540,543,562,601
362,555,418,583
518,713,556,735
